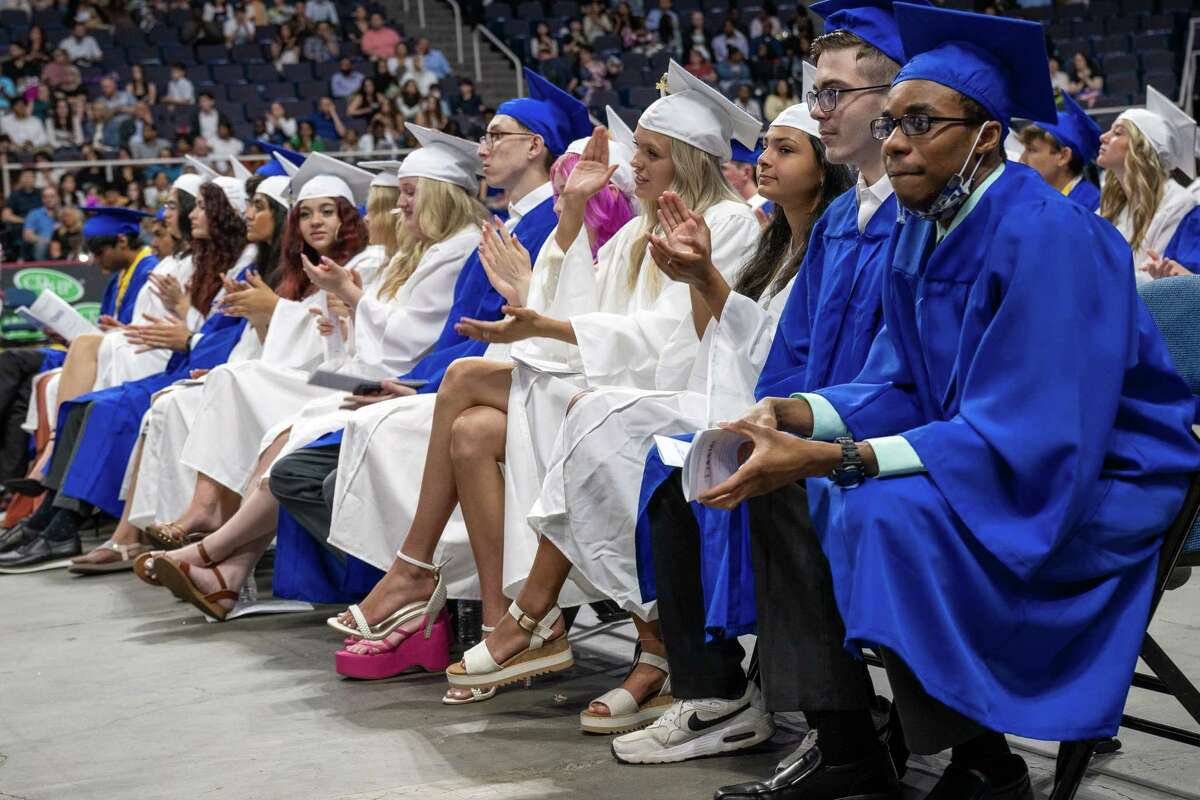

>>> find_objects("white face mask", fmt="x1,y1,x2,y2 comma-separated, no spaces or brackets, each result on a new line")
906,123,990,223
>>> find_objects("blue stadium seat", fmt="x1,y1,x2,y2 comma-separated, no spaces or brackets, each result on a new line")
504,18,532,38
159,43,192,64
212,63,248,84
296,80,328,99
1140,50,1177,72
166,8,190,27
587,89,620,113
626,86,659,111
1144,71,1178,97
144,64,171,86
231,43,265,64
1071,19,1103,36
550,0,579,18
256,24,279,44
622,52,649,73
1139,12,1177,31
648,51,671,74
1102,53,1138,74
1105,73,1140,95
591,34,622,53
196,44,230,64
1088,0,1119,16
314,60,342,80
227,84,261,103
1092,33,1130,52
1022,5,1053,21
516,2,544,21
1116,0,1154,12
484,3,512,23
1159,0,1191,13
281,62,315,83
1056,3,1088,17
1104,16,1138,34
1134,31,1171,49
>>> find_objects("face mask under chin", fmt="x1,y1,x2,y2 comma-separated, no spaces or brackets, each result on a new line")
904,123,991,224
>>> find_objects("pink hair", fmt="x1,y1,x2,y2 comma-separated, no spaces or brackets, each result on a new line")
551,152,636,258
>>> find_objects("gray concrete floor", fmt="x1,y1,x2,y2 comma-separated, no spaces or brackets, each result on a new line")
0,552,1197,800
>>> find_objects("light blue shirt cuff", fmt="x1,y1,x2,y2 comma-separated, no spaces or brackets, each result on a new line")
794,392,849,441
866,435,926,478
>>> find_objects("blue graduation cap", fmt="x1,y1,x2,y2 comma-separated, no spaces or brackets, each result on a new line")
254,140,306,177
82,206,153,239
496,68,593,157
1039,90,1102,164
155,206,167,222
893,3,1057,130
730,139,763,164
809,0,928,65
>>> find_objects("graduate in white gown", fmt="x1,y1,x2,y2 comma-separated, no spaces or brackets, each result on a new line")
1098,86,1197,283
141,143,493,620
66,174,295,573
325,62,761,701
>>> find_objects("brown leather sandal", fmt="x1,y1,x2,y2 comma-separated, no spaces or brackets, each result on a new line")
153,542,240,621
133,551,162,587
144,522,208,550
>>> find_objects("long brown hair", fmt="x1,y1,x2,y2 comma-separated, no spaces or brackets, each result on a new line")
1099,121,1166,254
277,196,368,301
191,183,247,310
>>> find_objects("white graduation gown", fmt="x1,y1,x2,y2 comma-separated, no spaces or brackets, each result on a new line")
177,245,389,494
1112,179,1196,283
527,272,793,619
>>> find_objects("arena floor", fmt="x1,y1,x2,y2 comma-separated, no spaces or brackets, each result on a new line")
0,552,1197,800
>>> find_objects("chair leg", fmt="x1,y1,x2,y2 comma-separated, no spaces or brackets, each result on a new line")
1051,740,1099,800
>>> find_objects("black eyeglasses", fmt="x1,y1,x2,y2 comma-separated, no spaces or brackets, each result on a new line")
804,84,889,113
869,114,978,141
478,131,538,148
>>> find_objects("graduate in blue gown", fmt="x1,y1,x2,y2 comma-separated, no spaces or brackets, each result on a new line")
270,67,589,602
1148,204,1200,276
699,7,1200,796
1016,89,1102,211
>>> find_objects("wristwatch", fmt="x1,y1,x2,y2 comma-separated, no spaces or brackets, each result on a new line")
829,436,865,488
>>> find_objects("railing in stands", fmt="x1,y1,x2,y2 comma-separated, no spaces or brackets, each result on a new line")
0,149,415,197
1180,17,1200,116
474,24,524,99
441,0,466,65
416,0,427,29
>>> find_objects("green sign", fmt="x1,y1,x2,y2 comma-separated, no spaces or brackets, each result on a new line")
74,302,101,324
13,268,85,303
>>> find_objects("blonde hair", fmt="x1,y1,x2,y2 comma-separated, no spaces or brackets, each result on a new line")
367,184,401,258
1100,120,1166,254
627,138,743,293
378,177,488,300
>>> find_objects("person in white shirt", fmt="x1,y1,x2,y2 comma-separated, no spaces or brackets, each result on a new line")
58,23,102,64
163,63,195,107
304,0,339,24
210,121,245,174
193,92,222,141
263,101,297,141
224,8,256,46
400,54,439,96
0,97,49,150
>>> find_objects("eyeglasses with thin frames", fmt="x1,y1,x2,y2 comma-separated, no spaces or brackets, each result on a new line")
478,130,538,148
804,84,890,113
869,114,978,141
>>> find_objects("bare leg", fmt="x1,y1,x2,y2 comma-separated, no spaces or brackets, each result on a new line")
337,358,515,628
162,471,241,534
55,333,104,404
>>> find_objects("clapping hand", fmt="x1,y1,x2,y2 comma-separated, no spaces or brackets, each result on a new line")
561,126,619,205
148,272,187,318
97,314,124,332
220,272,279,325
123,312,192,353
455,305,547,344
478,216,533,306
301,253,362,298
648,191,716,289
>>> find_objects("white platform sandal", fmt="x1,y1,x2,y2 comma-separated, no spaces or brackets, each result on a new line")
579,650,674,734
443,625,498,706
326,552,447,642
445,602,573,690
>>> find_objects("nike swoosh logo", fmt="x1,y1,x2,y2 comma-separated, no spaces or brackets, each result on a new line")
686,703,749,732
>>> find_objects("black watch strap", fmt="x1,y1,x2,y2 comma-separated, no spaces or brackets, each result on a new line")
829,436,865,488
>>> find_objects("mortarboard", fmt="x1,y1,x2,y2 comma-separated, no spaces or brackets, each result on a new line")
82,206,153,239
1118,86,1197,180
892,3,1057,131
496,68,593,157
639,60,761,161
212,175,247,214
290,152,375,206
772,103,821,140
1039,89,1102,164
1004,129,1024,161
801,60,817,99
562,106,637,196
730,140,763,164
254,140,306,177
230,157,253,182
184,154,220,180
172,172,208,198
255,175,292,210
364,124,483,193
809,0,926,64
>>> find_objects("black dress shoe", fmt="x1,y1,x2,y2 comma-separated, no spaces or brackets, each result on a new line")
0,534,81,568
0,522,41,554
925,756,1032,800
715,732,900,800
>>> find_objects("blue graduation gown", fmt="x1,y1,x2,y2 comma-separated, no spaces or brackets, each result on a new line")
634,188,897,639
1066,177,1100,212
270,195,561,602
99,248,158,325
55,270,254,518
813,164,1200,740
1163,205,1200,271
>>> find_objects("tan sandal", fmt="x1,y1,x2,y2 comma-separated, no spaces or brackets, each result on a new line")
144,522,207,550
445,602,574,690
153,542,239,621
579,647,673,734
69,540,151,574
133,551,162,587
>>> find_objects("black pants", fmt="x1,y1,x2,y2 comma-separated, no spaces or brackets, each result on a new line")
42,401,92,513
648,473,982,754
0,349,47,480
268,442,341,557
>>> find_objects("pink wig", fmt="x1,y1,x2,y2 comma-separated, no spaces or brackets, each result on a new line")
551,152,636,258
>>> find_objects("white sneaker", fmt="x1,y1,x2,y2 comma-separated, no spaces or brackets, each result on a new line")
610,683,775,765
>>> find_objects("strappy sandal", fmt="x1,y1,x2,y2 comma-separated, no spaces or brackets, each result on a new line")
153,542,240,621
579,646,674,734
145,522,206,550
334,609,452,680
69,540,151,574
133,551,162,587
443,624,498,706
326,552,448,641
445,602,574,690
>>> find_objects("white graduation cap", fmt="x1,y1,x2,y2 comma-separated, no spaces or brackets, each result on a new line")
255,175,292,210
639,59,762,161
801,60,817,99
771,103,820,140
273,152,301,177
364,124,482,194
290,152,375,206
172,172,208,198
184,154,220,180
371,171,400,189
563,106,637,196
212,175,247,214
1004,129,1024,161
230,157,253,182
1119,86,1198,180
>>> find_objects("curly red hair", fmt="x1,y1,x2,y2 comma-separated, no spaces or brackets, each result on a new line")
191,183,248,310
277,196,369,301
